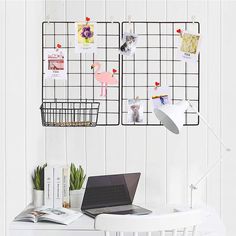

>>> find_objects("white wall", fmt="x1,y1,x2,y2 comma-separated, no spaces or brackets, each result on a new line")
1,0,236,235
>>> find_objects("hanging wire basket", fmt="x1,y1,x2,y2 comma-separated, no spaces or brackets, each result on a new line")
40,100,100,127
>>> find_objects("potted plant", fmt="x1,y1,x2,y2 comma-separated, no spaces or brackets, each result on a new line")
32,164,47,207
70,163,86,209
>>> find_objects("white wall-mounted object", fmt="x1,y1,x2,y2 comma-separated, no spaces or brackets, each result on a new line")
154,100,231,208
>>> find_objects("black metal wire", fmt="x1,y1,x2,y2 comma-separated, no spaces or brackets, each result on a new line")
121,21,200,126
41,21,200,127
41,21,120,126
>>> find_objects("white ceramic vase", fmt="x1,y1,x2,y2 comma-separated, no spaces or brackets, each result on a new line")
70,189,85,209
33,189,44,207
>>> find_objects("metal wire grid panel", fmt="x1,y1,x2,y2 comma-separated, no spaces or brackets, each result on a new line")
121,22,200,126
42,21,120,126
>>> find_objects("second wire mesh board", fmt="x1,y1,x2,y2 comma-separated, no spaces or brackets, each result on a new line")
42,21,120,126
121,21,200,126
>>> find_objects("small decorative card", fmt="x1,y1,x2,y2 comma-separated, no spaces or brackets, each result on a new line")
120,33,138,56
177,30,201,62
45,48,67,80
74,20,96,54
150,86,172,109
127,98,144,123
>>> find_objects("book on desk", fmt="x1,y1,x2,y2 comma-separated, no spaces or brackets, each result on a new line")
14,206,82,225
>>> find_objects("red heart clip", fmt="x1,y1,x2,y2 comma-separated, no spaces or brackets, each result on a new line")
86,17,90,22
57,43,62,48
176,29,182,34
112,69,117,73
155,82,160,87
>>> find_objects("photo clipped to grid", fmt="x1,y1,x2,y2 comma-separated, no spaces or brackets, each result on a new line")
42,21,120,126
121,22,200,126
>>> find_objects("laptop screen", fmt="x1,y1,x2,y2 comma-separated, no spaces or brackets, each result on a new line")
81,173,140,210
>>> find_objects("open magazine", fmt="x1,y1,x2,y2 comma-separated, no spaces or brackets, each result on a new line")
14,207,82,225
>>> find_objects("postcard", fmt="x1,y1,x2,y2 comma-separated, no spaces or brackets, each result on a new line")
177,30,201,62
75,22,97,53
150,86,172,110
127,98,144,123
45,48,67,80
120,32,138,56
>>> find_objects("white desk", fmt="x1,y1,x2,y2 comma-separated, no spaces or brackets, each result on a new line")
9,205,174,236
9,205,225,236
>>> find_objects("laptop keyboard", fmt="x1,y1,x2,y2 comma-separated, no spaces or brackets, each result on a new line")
86,205,139,214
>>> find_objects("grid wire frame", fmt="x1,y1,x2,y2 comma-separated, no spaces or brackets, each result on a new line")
121,21,200,126
42,21,120,126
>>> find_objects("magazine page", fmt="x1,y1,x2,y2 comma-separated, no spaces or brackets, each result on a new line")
14,208,46,223
38,207,82,225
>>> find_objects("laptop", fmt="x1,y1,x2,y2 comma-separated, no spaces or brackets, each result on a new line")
81,173,152,218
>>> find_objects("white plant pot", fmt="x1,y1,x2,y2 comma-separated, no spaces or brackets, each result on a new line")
33,189,44,207
70,189,85,209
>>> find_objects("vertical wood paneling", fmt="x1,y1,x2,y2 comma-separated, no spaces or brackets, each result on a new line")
0,1,6,236
205,0,221,213
166,0,188,205
105,0,126,175
146,0,167,206
45,0,67,166
25,0,45,205
1,1,236,236
66,0,87,170
125,0,147,205
221,1,236,235
85,0,106,177
5,0,26,233
187,0,208,207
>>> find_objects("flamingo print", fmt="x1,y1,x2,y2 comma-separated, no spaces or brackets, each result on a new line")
91,62,118,96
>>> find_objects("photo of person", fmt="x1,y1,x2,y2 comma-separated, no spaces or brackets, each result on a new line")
152,94,169,108
150,86,172,110
30,211,46,217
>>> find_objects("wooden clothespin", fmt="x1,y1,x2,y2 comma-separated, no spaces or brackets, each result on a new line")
154,81,160,89
85,17,90,25
56,43,62,51
112,69,117,77
176,28,183,37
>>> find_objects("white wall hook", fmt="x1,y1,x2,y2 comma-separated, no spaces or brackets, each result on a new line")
46,15,50,24
191,15,196,25
110,16,114,24
128,15,132,33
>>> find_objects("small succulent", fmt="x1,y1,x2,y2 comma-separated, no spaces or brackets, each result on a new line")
32,164,47,190
70,163,86,190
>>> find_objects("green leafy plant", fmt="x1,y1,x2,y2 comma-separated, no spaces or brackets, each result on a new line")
70,163,86,190
32,164,47,190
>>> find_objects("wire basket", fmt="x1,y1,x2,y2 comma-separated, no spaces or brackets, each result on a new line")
40,101,100,127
